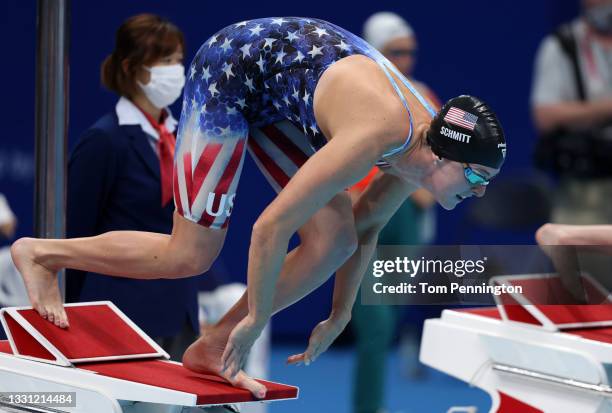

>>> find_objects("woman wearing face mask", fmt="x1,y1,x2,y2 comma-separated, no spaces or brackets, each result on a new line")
13,17,506,398
63,14,199,361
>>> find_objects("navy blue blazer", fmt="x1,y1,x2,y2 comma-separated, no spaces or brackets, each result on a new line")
66,111,199,338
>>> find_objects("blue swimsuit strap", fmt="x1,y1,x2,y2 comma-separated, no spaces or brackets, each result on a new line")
377,62,413,159
374,55,438,159
383,57,437,117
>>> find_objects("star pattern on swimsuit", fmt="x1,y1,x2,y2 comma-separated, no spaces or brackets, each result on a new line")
182,17,377,148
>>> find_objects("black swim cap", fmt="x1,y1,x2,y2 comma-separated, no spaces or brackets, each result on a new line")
427,95,506,169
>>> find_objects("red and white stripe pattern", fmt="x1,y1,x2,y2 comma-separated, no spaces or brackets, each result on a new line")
173,118,313,229
248,120,314,193
174,112,249,229
444,106,478,131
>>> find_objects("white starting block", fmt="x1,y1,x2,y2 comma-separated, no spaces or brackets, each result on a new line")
0,301,298,412
421,273,612,413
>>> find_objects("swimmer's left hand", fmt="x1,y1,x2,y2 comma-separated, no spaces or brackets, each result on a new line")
221,315,265,379
287,315,349,366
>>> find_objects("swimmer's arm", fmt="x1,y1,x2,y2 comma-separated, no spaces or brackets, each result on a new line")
247,58,407,325
285,174,413,364
246,133,387,325
331,172,415,319
352,170,416,236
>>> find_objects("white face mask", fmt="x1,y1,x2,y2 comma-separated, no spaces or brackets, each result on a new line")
138,64,186,109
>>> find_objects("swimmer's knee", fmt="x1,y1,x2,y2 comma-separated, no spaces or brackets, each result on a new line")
332,225,359,260
252,211,295,246
313,219,358,262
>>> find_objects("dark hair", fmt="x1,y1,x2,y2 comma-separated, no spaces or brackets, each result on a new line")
101,14,185,98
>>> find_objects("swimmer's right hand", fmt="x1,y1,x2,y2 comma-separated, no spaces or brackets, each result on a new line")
286,315,349,366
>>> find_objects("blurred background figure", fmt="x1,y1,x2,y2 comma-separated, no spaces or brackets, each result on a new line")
0,194,28,307
349,12,441,413
64,13,200,361
363,12,440,109
532,0,612,288
532,0,612,225
0,194,17,240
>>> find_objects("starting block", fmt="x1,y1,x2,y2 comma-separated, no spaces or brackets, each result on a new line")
421,273,612,413
0,301,298,412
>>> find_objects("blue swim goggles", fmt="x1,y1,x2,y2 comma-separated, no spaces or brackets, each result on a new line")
463,163,491,187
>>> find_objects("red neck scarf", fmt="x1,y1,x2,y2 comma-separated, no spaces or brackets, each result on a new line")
136,105,176,207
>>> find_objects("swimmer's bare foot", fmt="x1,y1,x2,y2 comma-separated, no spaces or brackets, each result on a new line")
183,325,266,399
10,238,69,328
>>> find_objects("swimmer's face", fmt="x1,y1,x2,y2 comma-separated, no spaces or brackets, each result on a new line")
381,36,417,76
383,145,499,211
428,160,498,210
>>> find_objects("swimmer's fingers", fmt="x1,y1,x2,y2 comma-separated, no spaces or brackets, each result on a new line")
221,343,236,374
289,317,347,366
286,353,305,366
222,316,262,378
305,340,322,365
238,348,250,376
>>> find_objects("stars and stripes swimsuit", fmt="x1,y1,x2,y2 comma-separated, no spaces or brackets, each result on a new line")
174,17,437,229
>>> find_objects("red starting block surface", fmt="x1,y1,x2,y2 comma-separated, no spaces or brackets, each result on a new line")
491,273,612,330
0,340,296,405
1,301,168,365
0,301,298,408
80,360,296,404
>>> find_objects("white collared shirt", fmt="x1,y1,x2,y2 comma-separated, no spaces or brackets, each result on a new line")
115,97,178,157
0,194,15,226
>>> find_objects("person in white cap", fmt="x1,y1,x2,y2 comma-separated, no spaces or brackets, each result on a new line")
363,12,439,107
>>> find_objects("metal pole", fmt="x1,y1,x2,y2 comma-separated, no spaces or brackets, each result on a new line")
34,0,70,299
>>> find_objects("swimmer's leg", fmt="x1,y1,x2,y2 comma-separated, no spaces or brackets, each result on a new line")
184,121,359,373
13,99,250,327
12,211,227,326
183,190,358,361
